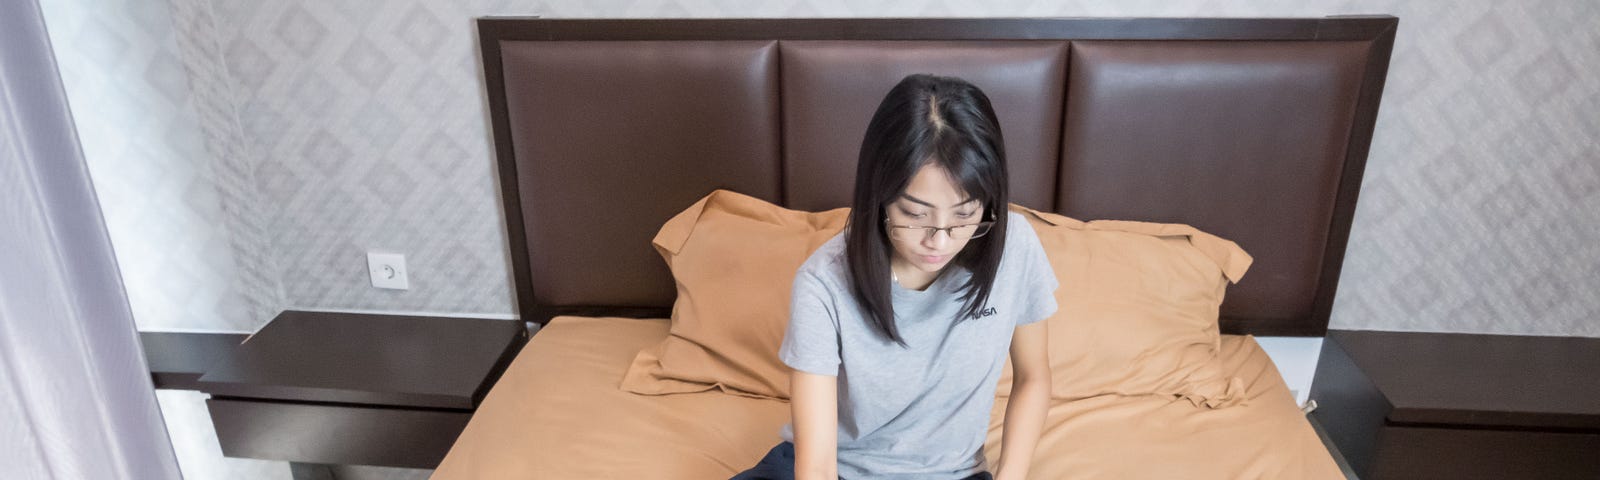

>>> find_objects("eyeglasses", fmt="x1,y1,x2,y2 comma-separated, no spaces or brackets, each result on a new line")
883,218,995,242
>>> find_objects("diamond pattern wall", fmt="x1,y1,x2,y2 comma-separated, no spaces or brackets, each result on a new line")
48,0,1600,337
39,0,272,333
225,0,1600,337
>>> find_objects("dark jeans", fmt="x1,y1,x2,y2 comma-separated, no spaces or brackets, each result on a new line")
730,442,995,480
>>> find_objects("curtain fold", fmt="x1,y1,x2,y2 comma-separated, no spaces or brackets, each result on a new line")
1,0,184,478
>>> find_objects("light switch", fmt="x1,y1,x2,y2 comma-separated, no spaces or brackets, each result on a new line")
367,251,409,290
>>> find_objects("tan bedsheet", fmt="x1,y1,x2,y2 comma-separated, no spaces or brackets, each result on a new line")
431,316,1341,479
983,335,1343,479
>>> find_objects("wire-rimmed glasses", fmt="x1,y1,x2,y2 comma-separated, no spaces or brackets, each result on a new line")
883,218,995,242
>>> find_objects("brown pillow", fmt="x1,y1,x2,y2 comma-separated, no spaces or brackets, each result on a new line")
995,204,1253,408
619,189,847,399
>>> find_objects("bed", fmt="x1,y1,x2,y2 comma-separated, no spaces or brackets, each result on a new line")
433,316,1336,478
433,16,1396,479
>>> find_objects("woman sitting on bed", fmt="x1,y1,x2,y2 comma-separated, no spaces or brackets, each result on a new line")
731,74,1059,480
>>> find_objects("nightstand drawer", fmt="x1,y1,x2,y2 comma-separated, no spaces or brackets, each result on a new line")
1310,330,1600,479
1370,425,1600,480
207,398,472,469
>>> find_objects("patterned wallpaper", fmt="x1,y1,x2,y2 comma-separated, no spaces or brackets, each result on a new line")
1329,1,1600,336
205,0,519,320
38,0,273,333
51,0,1600,336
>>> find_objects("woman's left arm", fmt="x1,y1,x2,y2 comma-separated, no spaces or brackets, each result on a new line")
995,319,1050,480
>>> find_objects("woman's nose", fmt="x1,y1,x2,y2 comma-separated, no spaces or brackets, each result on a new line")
923,228,951,250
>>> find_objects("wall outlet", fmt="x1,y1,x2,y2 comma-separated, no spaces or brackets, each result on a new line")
366,251,409,290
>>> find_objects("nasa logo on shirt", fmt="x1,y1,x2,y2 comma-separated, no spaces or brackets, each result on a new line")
969,306,998,320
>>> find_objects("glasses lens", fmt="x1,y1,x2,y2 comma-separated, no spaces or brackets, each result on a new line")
968,222,993,238
888,226,923,242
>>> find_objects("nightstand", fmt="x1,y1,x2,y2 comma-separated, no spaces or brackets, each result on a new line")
194,310,527,470
1308,330,1600,479
142,331,249,390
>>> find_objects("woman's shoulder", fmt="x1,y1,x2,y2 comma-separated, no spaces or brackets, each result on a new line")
1003,210,1041,247
998,210,1048,275
796,230,850,286
1006,209,1036,228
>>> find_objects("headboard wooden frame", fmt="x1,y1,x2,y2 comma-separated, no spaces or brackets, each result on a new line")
476,16,1397,336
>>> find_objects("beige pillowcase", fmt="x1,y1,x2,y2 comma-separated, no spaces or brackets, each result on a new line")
619,189,847,399
995,204,1253,408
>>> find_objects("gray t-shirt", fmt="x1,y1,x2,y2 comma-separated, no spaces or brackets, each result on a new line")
778,211,1060,479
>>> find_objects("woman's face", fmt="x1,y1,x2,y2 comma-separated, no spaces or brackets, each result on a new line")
885,163,984,274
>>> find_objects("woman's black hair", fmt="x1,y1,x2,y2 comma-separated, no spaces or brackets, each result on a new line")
845,73,1010,347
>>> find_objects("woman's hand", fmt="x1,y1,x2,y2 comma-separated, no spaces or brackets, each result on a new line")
791,370,839,479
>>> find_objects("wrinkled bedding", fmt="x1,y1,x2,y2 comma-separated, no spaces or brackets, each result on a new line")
431,316,1340,479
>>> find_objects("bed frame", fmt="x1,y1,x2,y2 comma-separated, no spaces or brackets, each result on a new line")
476,16,1397,337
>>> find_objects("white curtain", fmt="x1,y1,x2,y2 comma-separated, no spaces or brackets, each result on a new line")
0,0,183,478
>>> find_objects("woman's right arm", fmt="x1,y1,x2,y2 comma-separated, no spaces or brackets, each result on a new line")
791,370,838,480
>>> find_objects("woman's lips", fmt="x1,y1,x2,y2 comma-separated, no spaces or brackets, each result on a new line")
920,254,947,264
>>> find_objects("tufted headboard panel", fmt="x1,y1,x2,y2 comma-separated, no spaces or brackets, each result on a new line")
477,17,1397,336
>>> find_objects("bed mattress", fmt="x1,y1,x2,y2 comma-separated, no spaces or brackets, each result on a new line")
431,316,1340,479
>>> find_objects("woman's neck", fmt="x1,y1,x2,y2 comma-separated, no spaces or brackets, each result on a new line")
890,259,941,291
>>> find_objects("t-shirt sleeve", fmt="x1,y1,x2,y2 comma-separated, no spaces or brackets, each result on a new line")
1014,219,1060,327
778,269,842,376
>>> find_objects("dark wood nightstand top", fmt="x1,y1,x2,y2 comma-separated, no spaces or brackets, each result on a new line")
141,331,249,390
1327,329,1600,431
197,310,526,410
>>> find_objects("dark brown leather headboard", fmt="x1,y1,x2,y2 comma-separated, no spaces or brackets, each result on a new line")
477,17,1397,336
